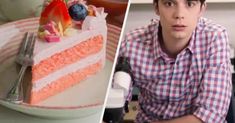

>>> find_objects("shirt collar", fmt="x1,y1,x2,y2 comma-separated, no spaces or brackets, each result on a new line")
152,19,164,60
187,30,195,54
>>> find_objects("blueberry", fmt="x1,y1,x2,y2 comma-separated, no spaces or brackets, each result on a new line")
68,4,88,21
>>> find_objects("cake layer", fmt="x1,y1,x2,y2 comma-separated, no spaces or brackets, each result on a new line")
32,47,105,91
29,60,102,104
32,35,103,82
34,29,106,64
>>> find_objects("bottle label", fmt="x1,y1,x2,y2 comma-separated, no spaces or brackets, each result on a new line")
113,71,131,96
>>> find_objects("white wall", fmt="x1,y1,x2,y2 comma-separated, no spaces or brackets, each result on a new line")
124,3,235,49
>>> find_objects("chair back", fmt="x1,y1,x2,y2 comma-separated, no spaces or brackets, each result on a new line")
226,91,235,123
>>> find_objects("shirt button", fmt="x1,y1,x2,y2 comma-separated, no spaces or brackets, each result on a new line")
176,61,179,65
159,59,164,64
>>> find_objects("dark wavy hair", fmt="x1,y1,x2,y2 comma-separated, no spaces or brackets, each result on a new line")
153,0,206,6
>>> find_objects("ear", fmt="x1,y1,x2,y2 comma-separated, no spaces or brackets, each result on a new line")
154,2,160,15
199,3,207,17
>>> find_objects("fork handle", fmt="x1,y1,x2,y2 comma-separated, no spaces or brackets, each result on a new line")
7,65,28,102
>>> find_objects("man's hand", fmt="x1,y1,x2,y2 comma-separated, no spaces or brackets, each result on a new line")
152,115,203,123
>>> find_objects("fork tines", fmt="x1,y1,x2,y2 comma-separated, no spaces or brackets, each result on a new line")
16,32,36,65
26,33,36,58
18,32,30,56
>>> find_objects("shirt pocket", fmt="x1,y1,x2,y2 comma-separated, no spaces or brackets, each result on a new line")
134,74,170,103
144,74,172,102
154,77,172,102
168,70,193,103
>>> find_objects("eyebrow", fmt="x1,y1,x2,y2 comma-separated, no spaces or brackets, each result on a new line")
161,0,199,2
186,0,200,2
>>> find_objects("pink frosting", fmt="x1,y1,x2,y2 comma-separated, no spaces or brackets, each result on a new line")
43,21,59,35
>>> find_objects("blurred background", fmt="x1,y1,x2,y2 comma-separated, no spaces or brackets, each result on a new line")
87,0,128,27
0,0,128,28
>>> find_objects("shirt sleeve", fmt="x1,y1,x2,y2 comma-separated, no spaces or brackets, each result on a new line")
193,30,232,122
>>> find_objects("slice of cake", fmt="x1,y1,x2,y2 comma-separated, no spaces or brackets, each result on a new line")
25,0,107,104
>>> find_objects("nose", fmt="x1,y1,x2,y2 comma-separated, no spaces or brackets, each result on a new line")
173,6,185,20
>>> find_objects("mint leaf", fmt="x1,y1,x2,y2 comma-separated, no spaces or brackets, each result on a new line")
64,0,69,4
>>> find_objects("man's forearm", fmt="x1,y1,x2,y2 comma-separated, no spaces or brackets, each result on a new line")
152,115,203,123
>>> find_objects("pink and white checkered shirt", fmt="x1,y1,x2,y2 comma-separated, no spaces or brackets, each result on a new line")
119,18,232,123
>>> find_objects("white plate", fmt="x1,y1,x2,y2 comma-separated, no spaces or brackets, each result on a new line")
0,17,120,119
0,60,112,119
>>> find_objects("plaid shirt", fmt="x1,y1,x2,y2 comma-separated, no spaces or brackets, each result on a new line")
119,18,232,123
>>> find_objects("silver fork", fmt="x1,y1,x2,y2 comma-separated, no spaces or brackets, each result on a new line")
6,32,36,103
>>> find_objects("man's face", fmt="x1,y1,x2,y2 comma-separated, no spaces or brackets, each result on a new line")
155,0,205,41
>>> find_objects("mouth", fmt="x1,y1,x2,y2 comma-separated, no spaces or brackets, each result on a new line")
172,25,186,31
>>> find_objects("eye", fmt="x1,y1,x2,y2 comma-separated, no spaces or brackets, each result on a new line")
187,1,197,7
164,1,175,7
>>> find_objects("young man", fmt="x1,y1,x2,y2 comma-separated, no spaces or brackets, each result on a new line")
117,0,232,122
